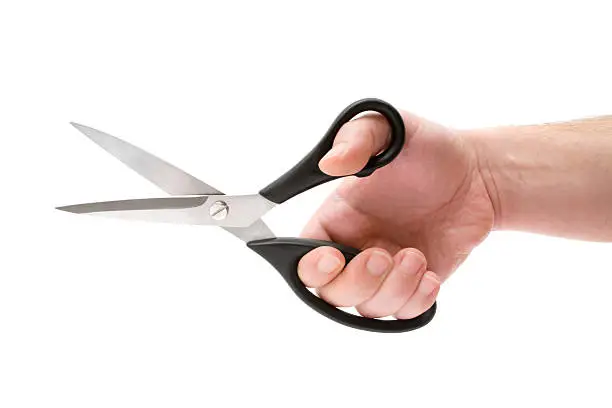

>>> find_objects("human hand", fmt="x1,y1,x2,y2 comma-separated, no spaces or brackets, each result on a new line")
298,111,495,319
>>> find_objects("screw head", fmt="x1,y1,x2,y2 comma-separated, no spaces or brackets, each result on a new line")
209,200,229,221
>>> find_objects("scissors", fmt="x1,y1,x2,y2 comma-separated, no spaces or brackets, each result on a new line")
57,98,437,333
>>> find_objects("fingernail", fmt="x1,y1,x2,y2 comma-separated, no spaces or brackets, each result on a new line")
366,251,391,277
400,251,425,274
321,143,348,161
317,255,341,274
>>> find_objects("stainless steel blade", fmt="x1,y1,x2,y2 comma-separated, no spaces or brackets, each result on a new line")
57,196,211,224
57,196,206,213
70,123,220,195
63,123,275,241
57,194,275,228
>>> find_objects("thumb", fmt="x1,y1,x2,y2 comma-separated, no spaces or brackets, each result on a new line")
318,113,394,176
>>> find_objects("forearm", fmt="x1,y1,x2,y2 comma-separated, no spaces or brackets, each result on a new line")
467,116,612,241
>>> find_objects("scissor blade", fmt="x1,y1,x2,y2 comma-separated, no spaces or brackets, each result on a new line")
56,196,216,225
70,123,220,195
57,194,276,228
57,196,206,213
62,124,275,240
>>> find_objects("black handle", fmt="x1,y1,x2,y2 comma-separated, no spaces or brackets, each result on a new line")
259,98,406,204
247,237,436,333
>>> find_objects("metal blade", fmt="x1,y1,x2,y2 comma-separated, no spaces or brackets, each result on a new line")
63,123,275,241
57,194,275,229
70,123,220,195
57,196,214,225
57,196,206,213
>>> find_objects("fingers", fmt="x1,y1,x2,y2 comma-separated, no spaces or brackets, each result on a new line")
299,246,440,319
319,114,392,176
355,249,428,318
297,246,345,288
317,248,393,307
394,271,440,319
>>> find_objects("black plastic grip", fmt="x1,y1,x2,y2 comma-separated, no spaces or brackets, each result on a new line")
247,237,436,333
259,98,406,204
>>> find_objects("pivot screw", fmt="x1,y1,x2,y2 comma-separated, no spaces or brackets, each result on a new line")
209,201,229,221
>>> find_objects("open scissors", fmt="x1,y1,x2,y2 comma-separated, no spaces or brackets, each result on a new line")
57,98,437,333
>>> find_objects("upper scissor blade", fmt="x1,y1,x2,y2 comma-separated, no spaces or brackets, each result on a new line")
70,123,220,195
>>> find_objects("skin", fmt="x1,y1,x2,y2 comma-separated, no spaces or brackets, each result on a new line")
298,111,612,319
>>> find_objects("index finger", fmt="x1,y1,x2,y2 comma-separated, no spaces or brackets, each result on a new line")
297,218,345,288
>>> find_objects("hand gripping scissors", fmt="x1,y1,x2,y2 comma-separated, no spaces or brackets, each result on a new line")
57,98,437,333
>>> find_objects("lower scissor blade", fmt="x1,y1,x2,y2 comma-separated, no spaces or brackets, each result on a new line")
56,194,276,227
56,196,214,225
57,196,207,213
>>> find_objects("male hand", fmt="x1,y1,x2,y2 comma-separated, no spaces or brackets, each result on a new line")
298,111,495,319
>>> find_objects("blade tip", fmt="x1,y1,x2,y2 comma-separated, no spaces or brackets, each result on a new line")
56,205,79,214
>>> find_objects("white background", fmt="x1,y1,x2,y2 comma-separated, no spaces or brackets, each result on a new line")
1,1,611,407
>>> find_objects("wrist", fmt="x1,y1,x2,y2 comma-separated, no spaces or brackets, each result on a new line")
462,127,509,230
